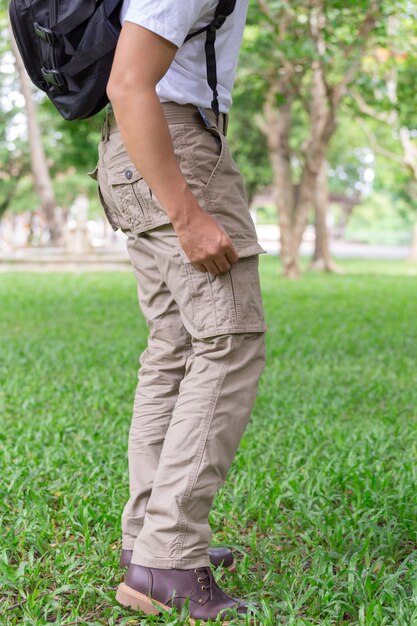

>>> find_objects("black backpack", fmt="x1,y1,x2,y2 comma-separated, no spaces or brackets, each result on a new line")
9,0,236,122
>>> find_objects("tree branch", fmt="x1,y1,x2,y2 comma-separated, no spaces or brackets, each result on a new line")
309,0,333,100
357,117,404,165
258,0,293,26
351,89,398,125
258,0,274,22
333,0,382,104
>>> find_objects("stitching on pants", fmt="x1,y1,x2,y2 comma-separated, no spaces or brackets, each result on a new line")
183,263,202,331
207,278,218,331
173,358,230,563
172,334,244,564
225,272,239,327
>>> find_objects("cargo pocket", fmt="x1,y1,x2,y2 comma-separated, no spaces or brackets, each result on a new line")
87,163,120,231
174,242,267,339
228,253,266,329
107,159,153,234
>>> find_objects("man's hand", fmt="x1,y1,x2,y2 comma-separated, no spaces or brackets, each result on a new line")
174,208,239,275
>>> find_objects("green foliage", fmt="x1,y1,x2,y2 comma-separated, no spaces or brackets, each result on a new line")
52,172,102,218
228,84,271,202
327,114,373,196
1,0,417,237
346,192,415,245
354,4,417,129
232,1,399,202
0,7,105,216
245,0,399,91
4,171,102,218
5,174,38,214
255,205,276,225
37,97,105,175
230,0,417,233
1,260,417,624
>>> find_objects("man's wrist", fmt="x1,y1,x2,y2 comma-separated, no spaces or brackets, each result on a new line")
163,185,203,231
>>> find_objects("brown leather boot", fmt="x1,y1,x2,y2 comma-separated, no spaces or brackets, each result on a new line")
119,547,236,572
116,564,250,624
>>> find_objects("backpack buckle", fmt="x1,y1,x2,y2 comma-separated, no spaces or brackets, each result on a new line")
34,21,57,46
41,67,65,89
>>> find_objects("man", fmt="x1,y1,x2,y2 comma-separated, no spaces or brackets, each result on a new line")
94,0,267,621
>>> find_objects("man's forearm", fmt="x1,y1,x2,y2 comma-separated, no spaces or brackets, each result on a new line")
110,87,201,229
106,23,238,274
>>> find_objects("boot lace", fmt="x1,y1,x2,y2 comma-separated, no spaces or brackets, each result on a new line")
194,567,213,600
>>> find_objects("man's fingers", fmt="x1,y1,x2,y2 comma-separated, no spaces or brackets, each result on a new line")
226,246,239,265
189,242,238,275
192,261,208,273
215,258,231,273
192,252,235,275
205,260,221,275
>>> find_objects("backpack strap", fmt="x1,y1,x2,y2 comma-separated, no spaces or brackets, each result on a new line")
184,0,236,120
53,0,121,35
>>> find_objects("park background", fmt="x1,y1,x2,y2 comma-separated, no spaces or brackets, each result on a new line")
1,1,417,624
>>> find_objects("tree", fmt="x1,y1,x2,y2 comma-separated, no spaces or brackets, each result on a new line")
350,11,417,261
7,13,65,244
240,0,396,277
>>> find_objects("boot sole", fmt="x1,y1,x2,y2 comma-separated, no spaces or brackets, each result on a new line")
116,582,230,625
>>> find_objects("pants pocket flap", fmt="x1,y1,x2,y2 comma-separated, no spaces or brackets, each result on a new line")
108,162,143,186
233,241,267,258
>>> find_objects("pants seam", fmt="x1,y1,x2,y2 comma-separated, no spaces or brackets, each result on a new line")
173,358,230,562
173,335,244,562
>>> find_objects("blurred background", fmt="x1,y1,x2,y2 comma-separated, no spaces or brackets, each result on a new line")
2,3,417,624
1,1,417,276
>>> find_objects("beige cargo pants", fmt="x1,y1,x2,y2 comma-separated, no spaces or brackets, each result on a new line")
89,102,267,569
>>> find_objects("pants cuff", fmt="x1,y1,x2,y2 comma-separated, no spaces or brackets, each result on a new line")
132,552,210,570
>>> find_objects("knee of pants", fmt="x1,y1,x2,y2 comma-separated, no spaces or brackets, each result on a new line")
229,331,266,381
139,321,192,370
254,331,267,375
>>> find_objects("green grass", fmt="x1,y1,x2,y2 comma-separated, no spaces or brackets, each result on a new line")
1,257,417,625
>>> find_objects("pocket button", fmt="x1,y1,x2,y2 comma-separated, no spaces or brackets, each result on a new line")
124,169,133,180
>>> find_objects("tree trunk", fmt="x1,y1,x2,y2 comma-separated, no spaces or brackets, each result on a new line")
333,199,356,240
261,63,339,278
310,161,343,272
263,92,300,278
294,62,336,250
399,129,417,263
8,19,65,245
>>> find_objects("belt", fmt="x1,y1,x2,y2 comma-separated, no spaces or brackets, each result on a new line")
102,101,229,141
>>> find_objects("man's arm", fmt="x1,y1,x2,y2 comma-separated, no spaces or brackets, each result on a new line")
106,22,239,275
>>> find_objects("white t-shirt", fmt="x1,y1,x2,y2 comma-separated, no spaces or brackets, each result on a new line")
119,0,249,113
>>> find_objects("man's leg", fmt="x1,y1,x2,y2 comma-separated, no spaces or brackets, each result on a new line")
121,231,192,550
128,225,266,568
132,330,265,568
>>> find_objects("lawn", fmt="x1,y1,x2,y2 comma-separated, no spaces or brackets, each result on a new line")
1,257,417,625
